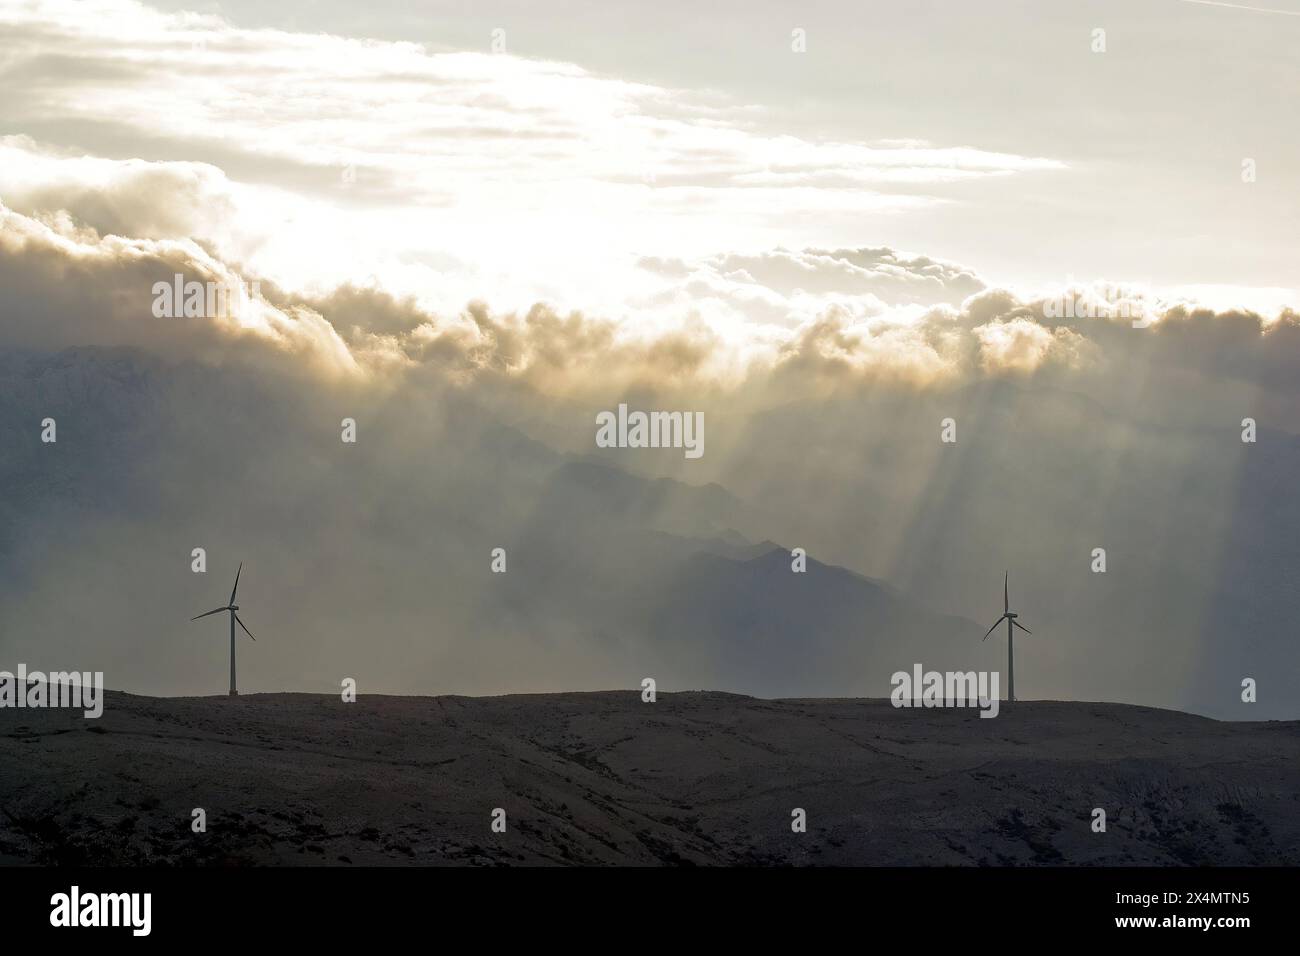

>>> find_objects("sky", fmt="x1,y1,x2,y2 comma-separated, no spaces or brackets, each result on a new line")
3,0,1298,323
1,0,1298,716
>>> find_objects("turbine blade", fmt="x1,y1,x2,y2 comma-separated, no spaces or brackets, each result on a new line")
1004,571,1009,613
982,615,1007,641
1012,620,1032,634
229,562,243,605
190,606,227,621
235,614,256,641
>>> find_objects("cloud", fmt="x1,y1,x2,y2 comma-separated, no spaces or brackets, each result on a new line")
642,246,986,306
4,205,1297,714
0,0,1067,314
0,199,361,380
9,179,1300,435
973,317,1094,374
2,136,1299,719
0,135,238,241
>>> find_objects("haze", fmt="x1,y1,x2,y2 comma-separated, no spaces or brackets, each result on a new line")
1,0,1297,720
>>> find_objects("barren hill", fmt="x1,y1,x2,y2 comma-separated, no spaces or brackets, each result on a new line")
2,690,1296,866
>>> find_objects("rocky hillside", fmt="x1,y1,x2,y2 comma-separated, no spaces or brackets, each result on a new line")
2,690,1296,865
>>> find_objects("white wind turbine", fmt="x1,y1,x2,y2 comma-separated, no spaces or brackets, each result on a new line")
982,571,1031,702
191,562,256,696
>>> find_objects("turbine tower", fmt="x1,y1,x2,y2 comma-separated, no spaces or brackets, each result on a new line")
982,571,1031,702
191,562,256,696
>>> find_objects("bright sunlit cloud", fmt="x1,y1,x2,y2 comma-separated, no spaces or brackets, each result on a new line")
0,0,1069,318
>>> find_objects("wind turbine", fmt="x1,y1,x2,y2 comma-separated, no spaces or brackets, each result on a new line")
191,562,256,696
982,571,1031,702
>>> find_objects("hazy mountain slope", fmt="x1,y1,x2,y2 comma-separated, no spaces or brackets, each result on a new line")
647,548,977,697
3,346,1297,715
2,690,1296,866
713,381,1300,718
0,346,972,700
499,459,977,696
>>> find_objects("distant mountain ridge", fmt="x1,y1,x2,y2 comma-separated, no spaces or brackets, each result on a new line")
0,345,984,701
